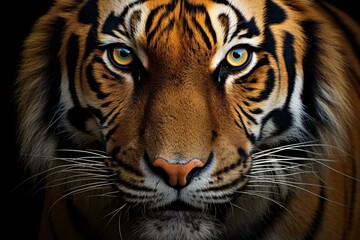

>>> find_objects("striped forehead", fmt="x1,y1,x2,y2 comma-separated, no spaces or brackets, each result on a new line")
96,0,283,67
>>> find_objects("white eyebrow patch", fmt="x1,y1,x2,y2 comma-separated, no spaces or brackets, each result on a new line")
208,3,261,71
98,0,150,69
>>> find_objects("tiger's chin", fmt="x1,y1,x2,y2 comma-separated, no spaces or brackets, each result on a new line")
125,208,226,240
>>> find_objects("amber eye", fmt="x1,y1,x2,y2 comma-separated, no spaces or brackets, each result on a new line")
110,46,135,67
226,48,250,68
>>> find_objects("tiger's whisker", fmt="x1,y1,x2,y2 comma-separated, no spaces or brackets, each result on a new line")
248,178,344,206
239,191,295,219
253,142,350,159
44,177,113,189
49,182,115,212
56,149,112,158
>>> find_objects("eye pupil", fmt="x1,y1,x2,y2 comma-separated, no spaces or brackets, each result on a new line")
119,49,130,57
232,51,241,59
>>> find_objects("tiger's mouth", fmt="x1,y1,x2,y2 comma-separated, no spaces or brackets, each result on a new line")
156,200,203,212
154,200,229,222
151,199,227,213
128,199,229,227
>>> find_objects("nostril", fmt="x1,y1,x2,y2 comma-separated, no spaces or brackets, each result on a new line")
152,158,204,188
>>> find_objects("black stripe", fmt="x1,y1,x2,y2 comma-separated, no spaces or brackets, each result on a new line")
105,125,118,141
86,57,110,100
78,0,98,24
102,11,125,38
300,20,322,126
210,0,245,40
239,17,261,39
184,1,217,46
110,0,145,39
117,161,144,177
119,0,145,23
113,28,130,39
95,56,127,84
344,155,358,239
179,0,184,17
205,13,217,45
238,104,258,125
219,2,247,42
237,148,248,159
349,69,360,97
234,107,256,143
145,5,164,34
229,15,247,42
103,106,122,126
130,10,142,38
233,56,268,84
101,102,111,107
192,16,212,49
218,14,230,43
262,27,277,60
242,101,250,107
111,156,144,177
66,34,81,106
146,1,177,44
243,86,256,92
88,106,104,125
67,106,93,134
60,0,82,12
210,0,229,4
250,108,263,114
117,190,154,203
106,110,121,126
115,176,154,193
78,0,99,58
247,68,275,102
303,182,326,240
283,32,296,106
111,146,121,156
146,0,216,48
183,20,197,52
151,18,175,50
205,171,246,192
146,11,172,45
184,1,206,14
265,0,287,24
234,119,242,130
212,158,244,176
260,108,293,137
117,0,145,37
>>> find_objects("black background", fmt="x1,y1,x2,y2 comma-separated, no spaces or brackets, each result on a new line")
2,1,359,239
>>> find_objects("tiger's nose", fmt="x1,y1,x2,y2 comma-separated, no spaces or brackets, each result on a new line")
152,158,204,188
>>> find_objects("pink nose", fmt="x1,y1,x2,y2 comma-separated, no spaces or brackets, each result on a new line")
152,158,204,187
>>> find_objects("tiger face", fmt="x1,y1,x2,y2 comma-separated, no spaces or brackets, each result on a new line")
16,0,360,239
65,0,303,232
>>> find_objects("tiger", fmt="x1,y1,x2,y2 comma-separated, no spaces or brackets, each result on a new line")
14,0,360,239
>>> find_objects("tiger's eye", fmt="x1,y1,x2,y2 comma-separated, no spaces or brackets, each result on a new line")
226,48,249,68
112,47,134,66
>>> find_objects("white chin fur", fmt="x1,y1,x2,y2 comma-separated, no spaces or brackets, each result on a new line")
130,211,223,240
